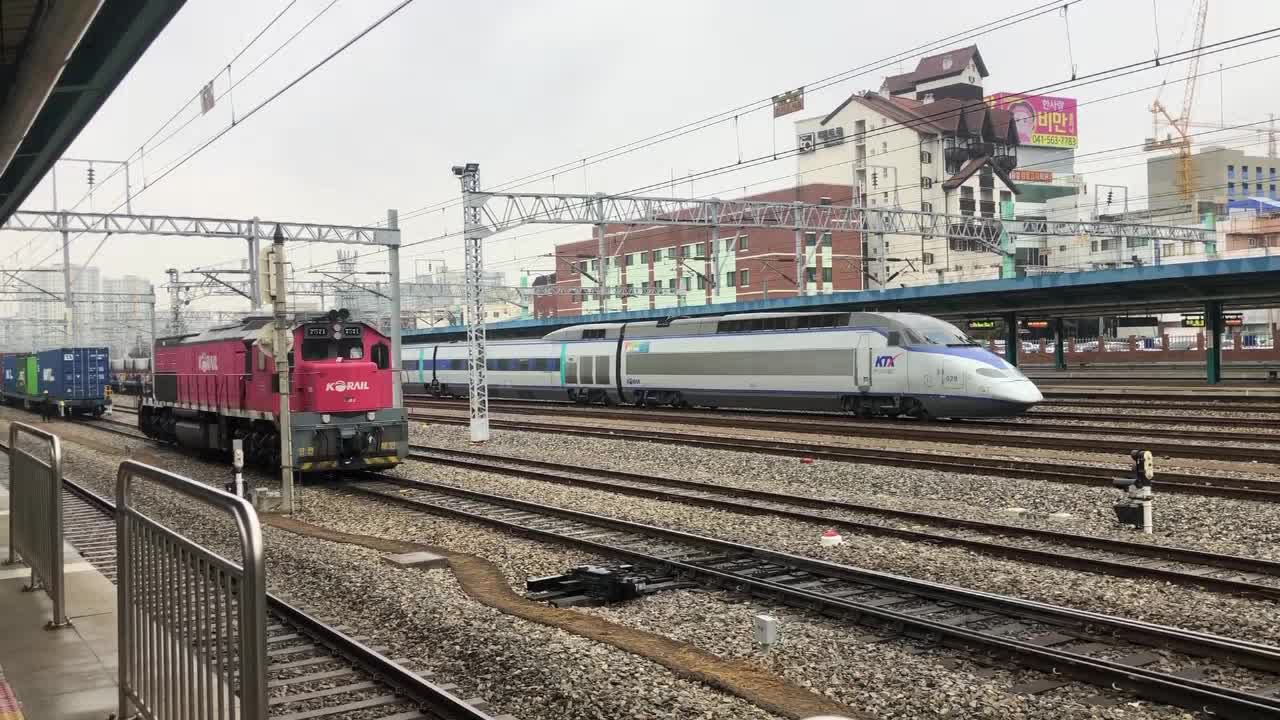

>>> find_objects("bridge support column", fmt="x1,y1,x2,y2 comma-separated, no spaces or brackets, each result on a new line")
1053,317,1066,370
1003,312,1018,367
1205,300,1222,385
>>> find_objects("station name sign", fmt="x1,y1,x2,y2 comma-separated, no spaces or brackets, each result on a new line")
1181,313,1244,328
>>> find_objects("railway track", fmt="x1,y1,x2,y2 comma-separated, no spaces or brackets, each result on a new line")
0,443,505,720
406,444,1280,601
410,412,1280,503
343,472,1280,717
1039,397,1280,413
405,398,1280,455
406,392,1280,430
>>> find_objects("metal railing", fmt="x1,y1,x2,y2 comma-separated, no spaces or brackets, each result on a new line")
6,422,68,628
116,460,267,719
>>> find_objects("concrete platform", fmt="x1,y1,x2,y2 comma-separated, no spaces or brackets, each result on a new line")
0,467,119,720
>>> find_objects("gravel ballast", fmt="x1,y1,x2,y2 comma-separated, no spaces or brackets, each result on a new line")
414,422,1280,560
11,410,1258,718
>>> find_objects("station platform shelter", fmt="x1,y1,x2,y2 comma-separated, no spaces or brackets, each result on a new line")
409,254,1280,384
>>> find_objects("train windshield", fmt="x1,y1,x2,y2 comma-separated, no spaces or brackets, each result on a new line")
903,318,977,346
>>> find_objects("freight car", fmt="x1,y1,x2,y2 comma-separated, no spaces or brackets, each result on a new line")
1,348,110,416
404,311,1042,418
139,310,407,471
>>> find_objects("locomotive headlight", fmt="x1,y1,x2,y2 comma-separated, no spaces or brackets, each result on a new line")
366,411,376,421
321,414,331,424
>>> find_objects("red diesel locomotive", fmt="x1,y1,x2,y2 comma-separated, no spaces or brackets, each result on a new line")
139,310,407,471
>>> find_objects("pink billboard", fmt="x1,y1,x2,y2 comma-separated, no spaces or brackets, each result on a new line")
986,93,1078,148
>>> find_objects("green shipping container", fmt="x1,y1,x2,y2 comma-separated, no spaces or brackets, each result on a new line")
24,356,37,395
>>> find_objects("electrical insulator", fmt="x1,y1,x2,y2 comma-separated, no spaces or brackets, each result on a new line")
86,166,95,186
1106,190,1113,205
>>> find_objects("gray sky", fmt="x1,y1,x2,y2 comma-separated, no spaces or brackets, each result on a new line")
8,0,1280,308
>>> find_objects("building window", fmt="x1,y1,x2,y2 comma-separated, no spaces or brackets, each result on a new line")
591,259,599,272
805,268,816,283
921,201,933,213
1000,190,1012,205
625,253,635,267
1127,238,1149,248
680,244,692,257
696,275,706,290
1258,166,1264,178
738,235,748,250
1228,165,1235,179
822,267,833,283
739,269,749,286
725,271,736,287
1228,182,1236,198
1243,166,1249,180
667,278,677,289
821,232,832,248
682,276,691,291
1259,183,1265,194
960,186,975,216
1271,184,1277,198
665,247,677,260
805,232,817,247
639,251,649,264
723,238,734,252
569,262,578,274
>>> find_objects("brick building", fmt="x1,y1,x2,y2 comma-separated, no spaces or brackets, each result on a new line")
532,183,863,318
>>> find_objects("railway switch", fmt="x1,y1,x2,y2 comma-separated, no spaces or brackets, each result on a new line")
1111,449,1155,534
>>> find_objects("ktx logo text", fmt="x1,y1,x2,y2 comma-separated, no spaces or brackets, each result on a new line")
325,380,370,392
874,353,903,368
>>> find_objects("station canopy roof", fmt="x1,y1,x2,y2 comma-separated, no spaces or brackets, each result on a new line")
0,0,185,224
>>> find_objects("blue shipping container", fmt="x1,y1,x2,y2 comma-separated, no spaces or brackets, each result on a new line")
1,354,21,395
36,347,109,406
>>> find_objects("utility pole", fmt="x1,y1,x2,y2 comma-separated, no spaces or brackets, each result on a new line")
594,193,607,316
387,209,402,408
270,225,294,512
247,216,261,310
60,212,73,344
454,163,489,442
147,288,157,399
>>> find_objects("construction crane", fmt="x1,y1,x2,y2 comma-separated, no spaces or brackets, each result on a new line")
1172,115,1277,159
1144,0,1209,202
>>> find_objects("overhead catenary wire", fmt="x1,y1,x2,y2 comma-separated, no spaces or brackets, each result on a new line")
292,31,1280,276
18,0,416,276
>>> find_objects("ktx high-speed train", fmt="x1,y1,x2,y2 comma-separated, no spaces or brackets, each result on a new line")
403,311,1043,418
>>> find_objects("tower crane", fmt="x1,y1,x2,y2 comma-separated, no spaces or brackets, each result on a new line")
1144,0,1209,202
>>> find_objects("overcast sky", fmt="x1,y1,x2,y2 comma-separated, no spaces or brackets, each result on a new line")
7,0,1280,308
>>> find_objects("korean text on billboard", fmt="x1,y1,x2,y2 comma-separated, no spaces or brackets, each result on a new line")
986,93,1078,148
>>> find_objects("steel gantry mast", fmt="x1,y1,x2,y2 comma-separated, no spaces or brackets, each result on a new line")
454,163,490,442
449,178,1213,443
1,207,402,514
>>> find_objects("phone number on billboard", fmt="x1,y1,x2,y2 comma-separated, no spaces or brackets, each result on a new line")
1029,133,1078,148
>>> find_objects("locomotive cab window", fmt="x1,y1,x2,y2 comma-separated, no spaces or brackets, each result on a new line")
371,343,389,370
302,339,329,361
339,338,363,359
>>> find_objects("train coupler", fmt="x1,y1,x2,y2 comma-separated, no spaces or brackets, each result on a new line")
1111,449,1155,533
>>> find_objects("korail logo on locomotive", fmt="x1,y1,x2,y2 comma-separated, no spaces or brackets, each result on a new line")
325,380,370,392
197,353,219,372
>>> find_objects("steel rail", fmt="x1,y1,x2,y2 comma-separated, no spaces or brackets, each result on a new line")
0,442,497,720
410,412,1280,503
346,474,1280,718
404,398,1280,459
406,444,1280,600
